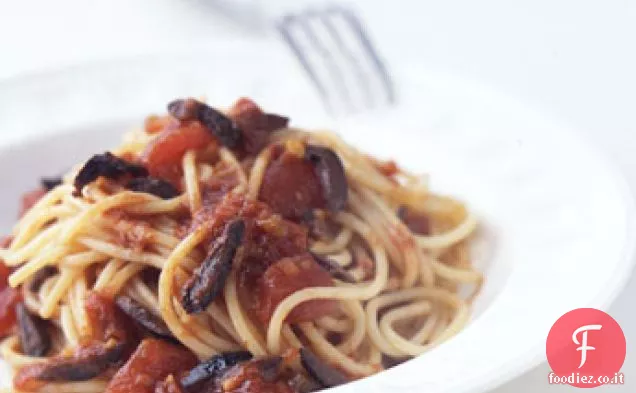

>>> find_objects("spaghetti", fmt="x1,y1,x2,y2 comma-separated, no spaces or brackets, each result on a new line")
0,97,482,393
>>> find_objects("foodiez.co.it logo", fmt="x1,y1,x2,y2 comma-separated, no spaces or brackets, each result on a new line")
546,308,626,388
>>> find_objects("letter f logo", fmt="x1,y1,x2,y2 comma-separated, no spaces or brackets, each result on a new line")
572,324,603,368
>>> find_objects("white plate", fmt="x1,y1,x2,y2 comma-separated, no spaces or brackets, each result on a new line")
0,42,634,393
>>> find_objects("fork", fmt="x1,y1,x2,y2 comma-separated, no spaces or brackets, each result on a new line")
276,6,396,114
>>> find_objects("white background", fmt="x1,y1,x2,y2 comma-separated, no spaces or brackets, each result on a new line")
1,0,635,391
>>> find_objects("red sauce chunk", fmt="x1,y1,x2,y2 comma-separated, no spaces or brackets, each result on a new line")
141,120,216,186
191,193,307,264
259,150,325,220
257,254,336,324
228,98,270,155
248,202,308,266
372,158,399,178
84,292,136,346
107,211,154,253
228,98,289,155
0,262,20,337
20,188,48,217
192,193,312,328
0,236,12,248
105,339,197,393
220,360,295,393
13,363,49,391
188,193,314,331
145,115,174,134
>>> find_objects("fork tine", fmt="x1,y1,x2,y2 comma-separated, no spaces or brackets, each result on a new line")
277,7,395,114
329,6,396,104
299,12,353,111
317,11,374,109
277,16,331,110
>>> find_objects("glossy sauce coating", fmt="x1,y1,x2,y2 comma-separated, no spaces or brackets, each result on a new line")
204,358,295,393
228,98,289,155
259,150,325,220
105,339,197,393
84,292,136,346
0,262,20,337
141,120,216,186
257,254,336,324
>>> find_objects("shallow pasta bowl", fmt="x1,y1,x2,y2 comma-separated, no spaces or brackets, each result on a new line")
0,42,634,393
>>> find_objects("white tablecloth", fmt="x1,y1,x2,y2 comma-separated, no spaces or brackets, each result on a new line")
1,0,635,391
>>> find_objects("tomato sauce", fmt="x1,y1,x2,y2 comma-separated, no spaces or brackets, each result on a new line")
228,98,270,155
259,150,325,220
228,98,288,155
0,236,12,248
190,194,307,262
105,339,197,393
220,360,295,393
0,262,20,337
144,115,174,134
372,158,398,178
107,211,154,253
256,254,336,324
141,120,216,186
187,193,334,326
84,292,136,346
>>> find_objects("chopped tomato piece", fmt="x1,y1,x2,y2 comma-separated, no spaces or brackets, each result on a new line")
105,339,197,393
145,115,174,134
257,254,336,324
189,193,310,327
250,213,308,266
259,150,325,220
20,188,47,217
141,120,216,186
196,166,241,215
191,193,307,264
0,236,13,248
220,359,295,393
229,98,268,155
228,98,289,155
189,192,246,242
374,159,398,178
13,361,50,391
106,210,153,253
0,262,20,337
84,292,136,346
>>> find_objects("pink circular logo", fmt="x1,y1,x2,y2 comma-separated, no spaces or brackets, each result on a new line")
546,308,626,388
